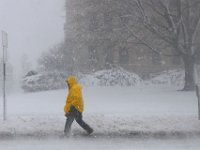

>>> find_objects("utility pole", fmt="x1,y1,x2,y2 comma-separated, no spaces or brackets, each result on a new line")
2,30,8,121
196,85,200,120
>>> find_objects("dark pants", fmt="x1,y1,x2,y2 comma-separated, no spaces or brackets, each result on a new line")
64,106,93,135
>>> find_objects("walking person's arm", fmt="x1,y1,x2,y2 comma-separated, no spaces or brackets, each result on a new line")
64,95,72,114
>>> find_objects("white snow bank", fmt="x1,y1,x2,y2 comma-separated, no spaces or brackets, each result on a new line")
21,71,67,92
21,68,142,92
21,68,186,92
143,69,184,87
80,69,185,88
80,67,142,86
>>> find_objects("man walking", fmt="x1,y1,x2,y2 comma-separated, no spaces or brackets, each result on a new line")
64,76,93,136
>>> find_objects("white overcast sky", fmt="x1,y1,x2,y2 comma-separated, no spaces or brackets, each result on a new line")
0,0,65,72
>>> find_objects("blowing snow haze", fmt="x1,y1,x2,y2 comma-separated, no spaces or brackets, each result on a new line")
0,0,65,75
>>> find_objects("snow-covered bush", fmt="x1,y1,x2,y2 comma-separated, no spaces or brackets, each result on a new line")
22,68,185,92
21,71,67,92
22,68,141,92
144,69,184,87
80,67,142,86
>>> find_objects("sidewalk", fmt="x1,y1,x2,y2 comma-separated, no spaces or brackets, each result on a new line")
1,114,200,139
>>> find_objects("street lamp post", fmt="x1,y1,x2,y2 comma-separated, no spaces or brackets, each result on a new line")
2,30,8,121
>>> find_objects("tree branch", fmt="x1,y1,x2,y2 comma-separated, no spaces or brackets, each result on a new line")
121,19,181,57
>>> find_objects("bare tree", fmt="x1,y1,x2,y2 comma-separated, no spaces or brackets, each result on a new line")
123,0,200,90
37,42,71,73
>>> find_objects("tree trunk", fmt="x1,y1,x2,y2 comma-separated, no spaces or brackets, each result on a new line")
182,54,195,91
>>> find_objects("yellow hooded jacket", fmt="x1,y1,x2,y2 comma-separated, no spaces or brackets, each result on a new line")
64,76,84,113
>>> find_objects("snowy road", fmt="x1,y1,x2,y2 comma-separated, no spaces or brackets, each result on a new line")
1,137,200,150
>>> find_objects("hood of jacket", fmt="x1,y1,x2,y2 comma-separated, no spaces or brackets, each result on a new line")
67,76,77,89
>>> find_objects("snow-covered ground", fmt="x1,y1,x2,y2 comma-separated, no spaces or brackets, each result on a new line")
0,86,200,149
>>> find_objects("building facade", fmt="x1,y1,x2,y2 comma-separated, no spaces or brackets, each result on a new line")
64,0,183,77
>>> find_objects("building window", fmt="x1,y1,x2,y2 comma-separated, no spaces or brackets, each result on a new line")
172,56,182,65
88,45,98,63
89,13,98,31
152,51,161,65
103,12,113,32
119,47,129,64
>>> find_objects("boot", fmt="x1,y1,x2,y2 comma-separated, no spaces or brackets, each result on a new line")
87,128,94,135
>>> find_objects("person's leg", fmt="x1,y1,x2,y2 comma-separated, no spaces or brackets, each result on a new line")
75,110,93,134
64,106,76,135
64,115,75,135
